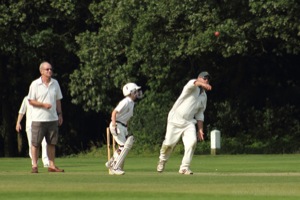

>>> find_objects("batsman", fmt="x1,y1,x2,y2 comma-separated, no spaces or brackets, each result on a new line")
105,82,143,175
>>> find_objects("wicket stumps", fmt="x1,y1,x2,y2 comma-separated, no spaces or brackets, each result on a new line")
106,127,116,161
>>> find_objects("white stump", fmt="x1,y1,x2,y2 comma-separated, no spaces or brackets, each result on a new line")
210,130,221,155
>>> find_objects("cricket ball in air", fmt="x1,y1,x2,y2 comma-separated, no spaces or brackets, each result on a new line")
214,31,220,37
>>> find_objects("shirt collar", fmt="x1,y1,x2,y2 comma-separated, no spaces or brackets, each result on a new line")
37,77,52,85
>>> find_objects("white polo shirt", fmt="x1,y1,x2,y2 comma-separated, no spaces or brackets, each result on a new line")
168,79,207,126
18,96,33,130
28,77,63,122
114,96,135,125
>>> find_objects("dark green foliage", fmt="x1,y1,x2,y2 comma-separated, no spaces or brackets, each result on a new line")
0,0,299,156
210,101,300,154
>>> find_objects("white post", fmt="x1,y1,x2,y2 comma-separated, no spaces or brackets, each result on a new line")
210,130,221,155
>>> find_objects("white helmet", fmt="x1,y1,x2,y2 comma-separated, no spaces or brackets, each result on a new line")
122,82,142,98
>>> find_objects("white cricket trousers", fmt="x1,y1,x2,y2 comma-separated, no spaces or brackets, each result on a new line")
109,122,131,169
159,122,197,169
109,122,128,146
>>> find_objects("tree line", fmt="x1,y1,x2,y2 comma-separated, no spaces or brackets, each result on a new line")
1,0,299,157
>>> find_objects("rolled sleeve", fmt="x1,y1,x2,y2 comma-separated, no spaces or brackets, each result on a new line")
195,111,204,122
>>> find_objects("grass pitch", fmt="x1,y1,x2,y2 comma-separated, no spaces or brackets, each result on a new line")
0,154,299,200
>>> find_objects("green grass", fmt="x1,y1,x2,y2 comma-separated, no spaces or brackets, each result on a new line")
0,154,300,200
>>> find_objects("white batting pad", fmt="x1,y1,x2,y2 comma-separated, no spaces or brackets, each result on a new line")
113,136,134,169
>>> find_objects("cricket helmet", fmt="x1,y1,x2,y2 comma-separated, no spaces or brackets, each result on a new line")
122,82,142,97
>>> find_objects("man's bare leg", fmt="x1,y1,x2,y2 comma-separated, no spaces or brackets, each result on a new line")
47,144,64,172
47,144,55,168
31,145,39,173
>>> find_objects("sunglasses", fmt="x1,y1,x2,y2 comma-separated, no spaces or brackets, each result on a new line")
44,68,53,71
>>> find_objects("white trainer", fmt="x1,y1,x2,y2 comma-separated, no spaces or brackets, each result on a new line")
108,168,114,175
157,160,166,172
179,168,193,175
111,168,125,175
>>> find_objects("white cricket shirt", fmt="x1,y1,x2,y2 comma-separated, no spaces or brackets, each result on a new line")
168,79,207,126
18,96,33,130
114,96,135,125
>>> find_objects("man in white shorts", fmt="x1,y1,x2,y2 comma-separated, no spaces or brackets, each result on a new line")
16,96,49,167
157,71,212,175
105,82,143,175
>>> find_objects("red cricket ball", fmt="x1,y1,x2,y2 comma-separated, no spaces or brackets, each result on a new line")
214,31,220,37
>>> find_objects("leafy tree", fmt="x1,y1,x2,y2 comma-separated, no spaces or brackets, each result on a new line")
71,0,299,152
1,0,299,156
0,0,92,156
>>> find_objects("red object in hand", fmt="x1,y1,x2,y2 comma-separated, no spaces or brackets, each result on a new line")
214,31,220,37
